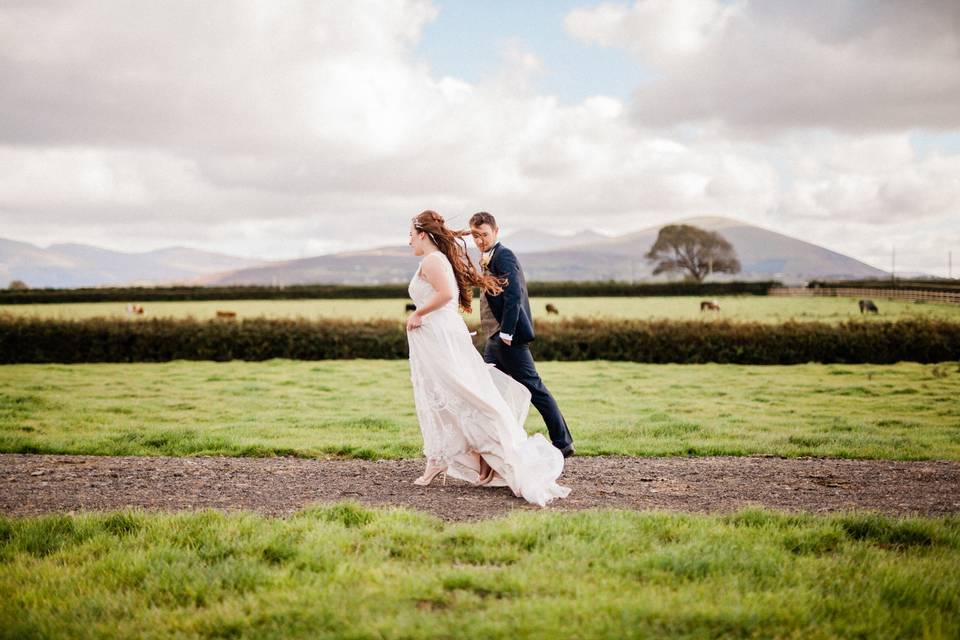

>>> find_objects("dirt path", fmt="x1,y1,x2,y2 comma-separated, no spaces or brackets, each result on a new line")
2,453,958,521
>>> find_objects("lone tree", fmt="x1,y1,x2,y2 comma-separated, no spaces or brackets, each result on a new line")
645,224,741,282
7,280,28,290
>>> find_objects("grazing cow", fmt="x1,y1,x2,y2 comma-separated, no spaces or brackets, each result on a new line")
125,304,144,315
858,299,879,314
545,303,559,315
700,300,721,312
405,303,416,313
216,310,237,320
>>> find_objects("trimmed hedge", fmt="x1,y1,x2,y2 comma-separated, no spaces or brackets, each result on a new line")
808,278,960,293
0,284,411,304
533,318,960,364
528,280,779,297
0,280,781,304
2,316,958,364
0,317,407,363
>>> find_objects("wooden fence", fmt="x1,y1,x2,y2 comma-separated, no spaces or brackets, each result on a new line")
769,287,960,305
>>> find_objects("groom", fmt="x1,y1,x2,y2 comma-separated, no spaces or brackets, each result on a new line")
469,212,575,458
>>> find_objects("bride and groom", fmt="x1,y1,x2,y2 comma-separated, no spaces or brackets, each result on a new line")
406,210,574,507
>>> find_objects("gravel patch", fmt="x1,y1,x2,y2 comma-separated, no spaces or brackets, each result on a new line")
3,453,958,521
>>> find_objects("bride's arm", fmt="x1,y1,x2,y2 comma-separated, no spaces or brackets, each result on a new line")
407,254,456,330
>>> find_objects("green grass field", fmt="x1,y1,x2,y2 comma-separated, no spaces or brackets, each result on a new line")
4,295,960,324
3,360,959,460
5,319,959,638
1,504,958,639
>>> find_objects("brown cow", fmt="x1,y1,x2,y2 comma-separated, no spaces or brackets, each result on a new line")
545,303,559,315
700,300,720,312
216,310,237,320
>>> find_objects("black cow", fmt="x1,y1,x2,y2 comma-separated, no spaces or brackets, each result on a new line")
858,299,879,314
405,303,416,313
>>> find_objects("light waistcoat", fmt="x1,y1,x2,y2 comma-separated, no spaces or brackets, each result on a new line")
479,249,501,338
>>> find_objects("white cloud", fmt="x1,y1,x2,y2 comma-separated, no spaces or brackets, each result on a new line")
777,133,960,224
0,1,778,240
566,0,736,61
566,0,960,134
0,0,957,278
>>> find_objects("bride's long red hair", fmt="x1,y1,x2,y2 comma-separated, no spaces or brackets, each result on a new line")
413,210,505,312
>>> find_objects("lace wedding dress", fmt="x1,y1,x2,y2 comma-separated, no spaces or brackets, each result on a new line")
407,250,570,507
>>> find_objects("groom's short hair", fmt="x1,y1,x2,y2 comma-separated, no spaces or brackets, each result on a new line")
469,212,497,229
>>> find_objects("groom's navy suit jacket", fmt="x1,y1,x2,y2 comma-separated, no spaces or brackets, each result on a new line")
482,242,574,451
484,242,535,345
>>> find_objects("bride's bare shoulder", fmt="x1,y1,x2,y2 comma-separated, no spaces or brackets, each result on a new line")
418,251,448,279
423,251,452,268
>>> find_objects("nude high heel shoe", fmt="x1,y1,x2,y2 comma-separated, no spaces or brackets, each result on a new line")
472,457,495,486
413,463,447,486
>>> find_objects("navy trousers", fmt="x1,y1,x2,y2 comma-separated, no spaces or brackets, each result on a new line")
483,337,573,450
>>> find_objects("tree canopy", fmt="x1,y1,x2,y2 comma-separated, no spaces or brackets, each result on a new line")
644,224,741,282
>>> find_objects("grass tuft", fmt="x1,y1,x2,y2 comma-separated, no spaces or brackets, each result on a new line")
3,360,959,461
837,513,952,549
1,505,958,638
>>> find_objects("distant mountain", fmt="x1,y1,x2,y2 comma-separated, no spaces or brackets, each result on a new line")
516,216,888,283
200,249,419,286
499,229,611,254
204,216,887,286
0,239,265,288
205,230,610,286
2,216,889,288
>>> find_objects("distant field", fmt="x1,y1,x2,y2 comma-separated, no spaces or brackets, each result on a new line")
3,295,960,324
3,360,959,460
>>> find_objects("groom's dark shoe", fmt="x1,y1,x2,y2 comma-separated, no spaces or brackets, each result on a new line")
560,444,575,459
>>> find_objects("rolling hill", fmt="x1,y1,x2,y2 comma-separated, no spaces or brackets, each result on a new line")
0,239,265,288
516,216,888,283
2,217,889,288
204,216,887,285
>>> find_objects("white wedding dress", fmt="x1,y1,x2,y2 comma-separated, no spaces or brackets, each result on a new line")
407,251,571,507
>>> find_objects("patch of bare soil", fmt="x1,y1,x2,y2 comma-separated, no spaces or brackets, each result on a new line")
2,454,958,521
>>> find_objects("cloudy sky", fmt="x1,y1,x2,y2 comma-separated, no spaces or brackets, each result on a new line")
1,0,959,275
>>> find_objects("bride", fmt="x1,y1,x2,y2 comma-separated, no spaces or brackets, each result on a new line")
405,210,570,507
